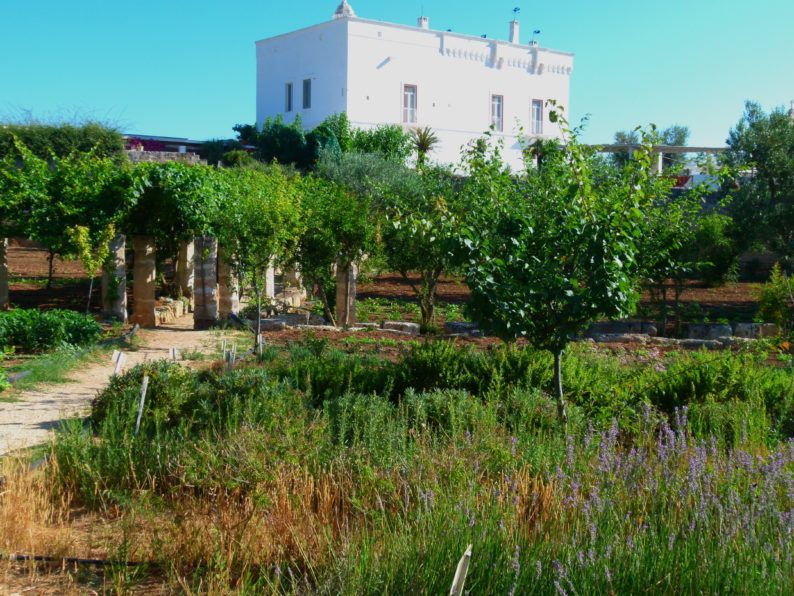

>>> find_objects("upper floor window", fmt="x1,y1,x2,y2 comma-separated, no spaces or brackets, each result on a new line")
403,85,417,124
285,82,293,112
531,99,543,135
491,95,504,132
303,79,312,110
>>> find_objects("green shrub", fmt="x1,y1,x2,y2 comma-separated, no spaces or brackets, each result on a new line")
0,308,102,353
757,263,793,331
91,361,197,426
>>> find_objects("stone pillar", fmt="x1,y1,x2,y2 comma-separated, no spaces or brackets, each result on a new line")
0,238,8,310
176,239,194,306
265,265,276,300
335,260,357,327
217,253,239,318
101,234,127,323
130,236,156,328
193,236,218,329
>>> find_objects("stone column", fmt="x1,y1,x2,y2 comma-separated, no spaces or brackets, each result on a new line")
217,253,239,319
176,239,195,307
265,265,276,300
0,238,9,310
130,236,156,328
193,236,218,329
335,260,357,327
101,234,127,323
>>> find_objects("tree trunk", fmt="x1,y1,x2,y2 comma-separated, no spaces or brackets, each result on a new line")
86,275,94,315
553,350,568,430
315,275,336,327
47,249,55,289
660,285,668,337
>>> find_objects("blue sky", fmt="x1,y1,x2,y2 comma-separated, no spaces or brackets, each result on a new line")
1,0,792,146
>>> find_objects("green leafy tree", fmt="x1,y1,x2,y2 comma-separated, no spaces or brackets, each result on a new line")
0,138,50,239
380,165,462,329
29,149,134,289
67,224,116,313
724,101,794,264
460,116,654,427
293,176,374,325
214,166,303,339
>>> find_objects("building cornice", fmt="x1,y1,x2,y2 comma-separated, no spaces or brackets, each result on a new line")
256,15,574,59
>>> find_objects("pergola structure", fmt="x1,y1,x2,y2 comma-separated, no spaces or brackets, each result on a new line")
592,144,727,173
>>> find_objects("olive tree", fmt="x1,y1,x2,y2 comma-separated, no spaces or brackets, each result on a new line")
460,115,655,427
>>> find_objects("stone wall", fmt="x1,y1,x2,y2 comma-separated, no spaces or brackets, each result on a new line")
125,150,204,165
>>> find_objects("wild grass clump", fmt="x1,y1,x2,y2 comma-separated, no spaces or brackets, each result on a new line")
19,341,794,592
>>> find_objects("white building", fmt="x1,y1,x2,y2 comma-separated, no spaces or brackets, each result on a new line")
255,1,574,170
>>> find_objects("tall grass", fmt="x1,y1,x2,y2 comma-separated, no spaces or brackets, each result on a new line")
3,341,792,592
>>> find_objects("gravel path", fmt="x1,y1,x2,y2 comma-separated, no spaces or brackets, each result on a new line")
0,316,224,456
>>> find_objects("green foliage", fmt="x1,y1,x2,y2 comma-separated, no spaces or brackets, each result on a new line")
0,308,102,353
214,165,304,327
410,126,440,167
461,117,651,355
126,161,220,271
725,101,794,260
292,176,375,324
757,263,794,331
0,122,124,160
380,165,463,328
0,137,50,237
688,211,738,285
351,124,412,162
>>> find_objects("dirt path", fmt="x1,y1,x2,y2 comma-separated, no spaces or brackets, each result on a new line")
0,316,226,456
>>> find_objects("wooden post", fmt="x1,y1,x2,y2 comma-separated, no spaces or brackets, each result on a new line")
193,236,218,330
134,375,150,436
335,260,357,327
101,234,127,323
130,236,156,328
0,238,8,310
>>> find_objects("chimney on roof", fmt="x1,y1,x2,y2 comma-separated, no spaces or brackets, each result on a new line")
418,16,429,29
509,20,520,44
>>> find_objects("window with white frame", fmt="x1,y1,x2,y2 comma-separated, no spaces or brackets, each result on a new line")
403,85,417,124
302,79,312,110
491,95,504,132
285,82,293,112
531,99,544,135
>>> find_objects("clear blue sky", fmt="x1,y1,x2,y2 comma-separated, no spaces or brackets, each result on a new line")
2,0,792,146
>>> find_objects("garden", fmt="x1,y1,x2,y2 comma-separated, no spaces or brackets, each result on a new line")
0,102,793,593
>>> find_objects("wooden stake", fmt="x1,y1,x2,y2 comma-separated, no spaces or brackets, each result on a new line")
134,375,150,436
449,544,473,596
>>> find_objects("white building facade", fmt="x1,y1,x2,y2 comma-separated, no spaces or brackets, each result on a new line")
256,1,574,170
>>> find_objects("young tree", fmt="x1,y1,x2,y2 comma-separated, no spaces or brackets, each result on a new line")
292,176,374,325
460,115,655,427
214,166,303,341
68,224,116,313
380,165,462,329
